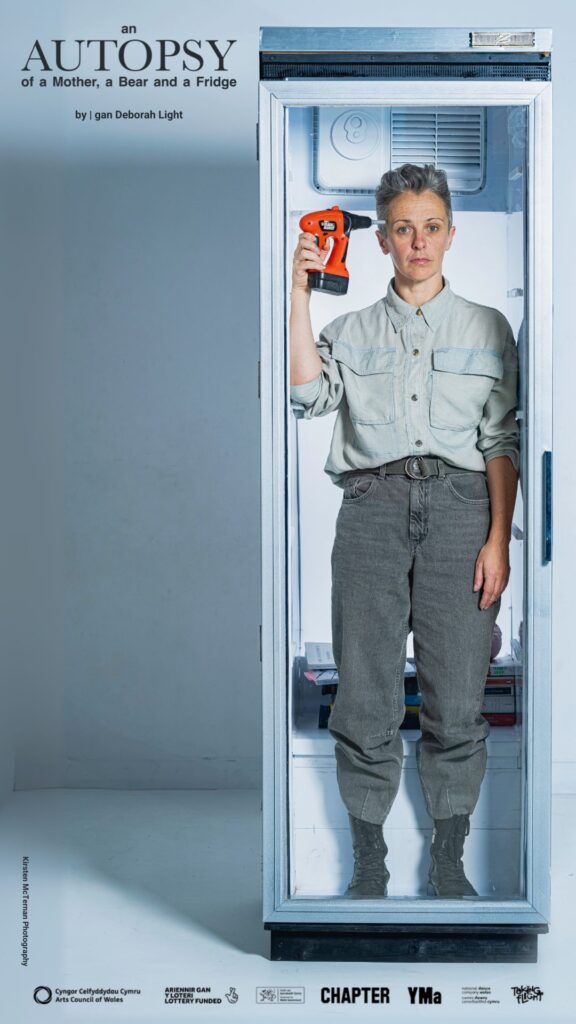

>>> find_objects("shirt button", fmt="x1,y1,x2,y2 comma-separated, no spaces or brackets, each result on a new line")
416,308,423,316
412,348,420,356
411,394,418,401
415,440,423,447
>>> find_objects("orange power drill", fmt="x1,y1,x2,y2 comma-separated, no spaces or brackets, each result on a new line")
299,205,384,295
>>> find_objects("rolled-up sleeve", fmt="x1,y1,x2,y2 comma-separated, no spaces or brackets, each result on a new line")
476,327,520,471
289,320,346,418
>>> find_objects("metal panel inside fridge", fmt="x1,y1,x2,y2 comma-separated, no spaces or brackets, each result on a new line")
259,28,552,961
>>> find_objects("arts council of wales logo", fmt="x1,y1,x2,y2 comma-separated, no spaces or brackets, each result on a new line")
33,987,53,1005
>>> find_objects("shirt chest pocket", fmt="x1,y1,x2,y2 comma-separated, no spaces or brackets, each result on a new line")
332,340,396,425
430,347,504,431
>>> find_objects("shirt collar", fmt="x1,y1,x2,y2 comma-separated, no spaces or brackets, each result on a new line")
384,277,454,332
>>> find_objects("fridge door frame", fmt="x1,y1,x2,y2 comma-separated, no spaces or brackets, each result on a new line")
259,79,552,926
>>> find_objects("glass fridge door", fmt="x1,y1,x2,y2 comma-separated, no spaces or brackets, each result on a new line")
260,70,552,932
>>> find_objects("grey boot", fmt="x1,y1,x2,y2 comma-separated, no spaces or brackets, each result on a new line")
427,814,477,898
345,814,390,898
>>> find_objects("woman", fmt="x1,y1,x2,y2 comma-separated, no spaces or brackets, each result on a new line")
290,164,520,899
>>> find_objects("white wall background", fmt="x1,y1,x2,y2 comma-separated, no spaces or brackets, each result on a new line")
0,0,573,797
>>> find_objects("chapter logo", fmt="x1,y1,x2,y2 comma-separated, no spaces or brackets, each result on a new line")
33,986,52,1005
320,987,390,1004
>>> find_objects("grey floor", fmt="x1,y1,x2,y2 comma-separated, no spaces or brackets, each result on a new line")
1,789,574,1022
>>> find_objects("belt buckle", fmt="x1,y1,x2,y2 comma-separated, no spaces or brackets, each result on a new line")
405,456,429,480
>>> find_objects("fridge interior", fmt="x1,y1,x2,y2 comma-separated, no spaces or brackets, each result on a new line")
286,103,527,900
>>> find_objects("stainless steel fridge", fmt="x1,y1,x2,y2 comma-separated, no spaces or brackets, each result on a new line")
258,27,552,962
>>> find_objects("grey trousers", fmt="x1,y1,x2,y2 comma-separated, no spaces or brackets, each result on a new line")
328,461,499,825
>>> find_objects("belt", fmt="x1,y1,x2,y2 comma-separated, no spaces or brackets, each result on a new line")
380,456,474,480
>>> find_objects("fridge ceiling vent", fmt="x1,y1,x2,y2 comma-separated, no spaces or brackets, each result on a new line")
313,107,485,195
391,109,484,192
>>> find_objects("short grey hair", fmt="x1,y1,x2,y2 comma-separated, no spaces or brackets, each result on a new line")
375,163,453,233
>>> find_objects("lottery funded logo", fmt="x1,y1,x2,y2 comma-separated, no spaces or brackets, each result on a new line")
164,986,238,1006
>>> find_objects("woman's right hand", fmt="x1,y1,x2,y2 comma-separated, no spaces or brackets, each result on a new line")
291,231,331,295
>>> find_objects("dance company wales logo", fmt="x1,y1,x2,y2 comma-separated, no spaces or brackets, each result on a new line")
511,985,544,1004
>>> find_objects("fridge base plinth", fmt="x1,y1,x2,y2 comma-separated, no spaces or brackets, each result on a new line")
265,922,548,962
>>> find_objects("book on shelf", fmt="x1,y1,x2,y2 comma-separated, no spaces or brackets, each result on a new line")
303,644,522,729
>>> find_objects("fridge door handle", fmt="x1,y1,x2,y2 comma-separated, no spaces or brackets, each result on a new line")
543,450,552,563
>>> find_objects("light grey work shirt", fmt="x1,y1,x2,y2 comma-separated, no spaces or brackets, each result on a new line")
290,278,520,487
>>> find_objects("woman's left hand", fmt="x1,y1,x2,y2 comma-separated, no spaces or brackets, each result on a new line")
473,536,510,610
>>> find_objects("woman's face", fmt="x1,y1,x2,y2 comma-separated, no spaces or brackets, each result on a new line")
375,189,455,287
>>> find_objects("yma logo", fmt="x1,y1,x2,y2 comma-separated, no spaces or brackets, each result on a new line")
408,986,442,1004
